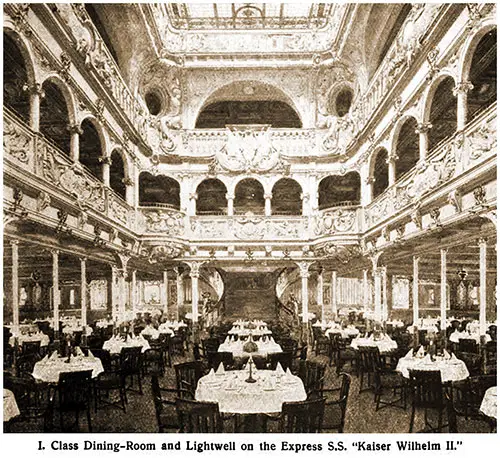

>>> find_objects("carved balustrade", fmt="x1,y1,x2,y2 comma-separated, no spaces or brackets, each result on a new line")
4,109,135,230
364,103,497,229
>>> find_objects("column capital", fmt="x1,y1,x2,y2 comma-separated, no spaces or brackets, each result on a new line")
478,237,488,246
453,81,474,97
79,256,87,263
68,124,83,135
23,82,45,97
99,155,112,165
365,176,375,185
415,122,432,134
413,255,420,263
386,154,398,164
264,193,273,200
188,261,202,278
9,239,20,247
296,261,312,278
50,248,60,256
122,177,134,186
225,193,235,200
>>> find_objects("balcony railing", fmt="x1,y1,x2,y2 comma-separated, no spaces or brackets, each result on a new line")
3,109,135,230
364,103,497,229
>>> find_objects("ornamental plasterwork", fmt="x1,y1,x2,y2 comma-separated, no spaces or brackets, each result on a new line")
312,208,357,236
3,117,33,168
147,244,185,264
140,209,185,237
313,243,361,263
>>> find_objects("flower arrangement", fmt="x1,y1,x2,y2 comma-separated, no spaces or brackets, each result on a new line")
243,340,258,353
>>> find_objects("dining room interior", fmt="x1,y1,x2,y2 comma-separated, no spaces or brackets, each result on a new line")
2,3,497,433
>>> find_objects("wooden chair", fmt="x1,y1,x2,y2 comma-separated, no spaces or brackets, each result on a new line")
174,361,203,399
119,346,143,396
58,370,93,432
280,398,326,432
321,373,351,433
298,360,326,398
312,327,330,356
93,349,126,412
176,398,223,433
151,375,186,432
408,369,445,432
268,352,293,371
22,340,41,356
212,351,234,370
458,338,479,354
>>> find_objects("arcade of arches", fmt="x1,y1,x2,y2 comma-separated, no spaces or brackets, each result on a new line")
2,3,497,434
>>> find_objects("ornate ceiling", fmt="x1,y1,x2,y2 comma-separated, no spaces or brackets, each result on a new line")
165,3,334,30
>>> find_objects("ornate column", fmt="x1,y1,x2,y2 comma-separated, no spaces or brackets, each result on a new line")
412,256,420,326
100,155,111,187
188,192,197,216
317,268,324,322
264,193,272,216
363,177,374,205
11,240,19,333
331,270,338,318
118,269,126,319
80,258,87,345
189,263,200,323
175,267,184,321
440,248,448,330
130,270,137,317
362,269,369,313
387,155,397,187
416,122,431,162
163,270,169,316
453,81,474,131
24,83,43,132
479,239,487,337
373,269,383,323
69,124,83,163
298,262,311,344
300,193,309,216
226,193,234,216
124,177,134,206
111,266,118,322
52,250,60,339
381,266,388,322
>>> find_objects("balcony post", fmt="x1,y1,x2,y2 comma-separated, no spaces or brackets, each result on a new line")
440,248,447,331
23,83,44,132
381,266,388,322
412,256,420,326
387,155,397,187
479,238,487,337
175,267,184,321
453,81,474,131
163,270,169,316
264,193,272,216
363,177,374,205
331,270,337,318
52,249,60,342
69,124,83,162
124,177,134,206
416,122,431,162
80,257,88,346
373,268,383,323
317,268,324,322
130,269,137,317
100,155,111,187
297,262,311,344
188,262,201,343
10,240,19,334
188,192,197,216
226,193,234,216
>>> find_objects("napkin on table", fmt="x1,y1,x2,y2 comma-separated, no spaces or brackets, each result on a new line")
207,368,216,378
416,346,425,358
443,349,451,360
275,362,285,375
404,349,413,359
75,346,84,357
423,353,432,363
49,350,58,361
216,363,225,375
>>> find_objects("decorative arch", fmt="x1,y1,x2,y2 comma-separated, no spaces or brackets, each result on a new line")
461,25,497,122
138,172,180,209
271,178,302,215
194,80,303,129
424,75,457,152
3,30,34,124
196,179,228,215
318,172,361,210
79,118,105,181
109,149,127,200
234,178,265,215
371,148,389,199
393,116,419,180
39,76,75,155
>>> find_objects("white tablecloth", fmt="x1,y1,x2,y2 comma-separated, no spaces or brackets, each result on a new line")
350,335,397,353
449,331,491,344
32,355,104,384
218,339,282,358
157,324,175,335
396,356,469,382
9,332,50,347
3,389,20,422
162,321,187,331
227,326,272,337
196,369,306,414
62,324,93,335
141,327,161,339
102,336,151,354
325,326,360,339
480,387,497,419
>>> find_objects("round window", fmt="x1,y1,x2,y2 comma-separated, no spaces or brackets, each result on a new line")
145,91,162,116
335,88,353,117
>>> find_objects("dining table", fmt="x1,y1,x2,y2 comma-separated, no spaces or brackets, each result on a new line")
102,335,151,354
350,334,398,353
3,389,20,422
396,353,470,383
449,330,491,344
480,386,497,419
325,326,360,339
218,337,283,358
8,331,50,348
195,366,306,414
32,352,104,384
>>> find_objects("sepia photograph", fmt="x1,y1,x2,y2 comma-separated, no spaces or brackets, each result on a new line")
2,2,497,436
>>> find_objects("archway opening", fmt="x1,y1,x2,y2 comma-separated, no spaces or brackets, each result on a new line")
79,119,103,181
40,81,71,156
234,179,265,215
3,33,31,123
372,148,389,199
428,77,457,152
467,29,497,122
395,117,419,180
318,172,361,210
110,150,126,200
272,178,302,215
196,179,228,215
139,173,180,209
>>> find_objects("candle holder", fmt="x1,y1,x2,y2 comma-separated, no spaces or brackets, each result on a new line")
245,357,257,383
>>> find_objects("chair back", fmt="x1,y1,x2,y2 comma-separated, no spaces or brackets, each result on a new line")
458,338,478,354
58,370,93,410
298,360,326,395
91,348,113,372
281,338,298,354
16,353,41,377
357,346,381,373
213,352,233,370
202,338,220,354
175,398,222,432
22,340,41,356
268,352,293,371
408,369,443,409
280,398,326,432
175,361,203,398
119,346,142,375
